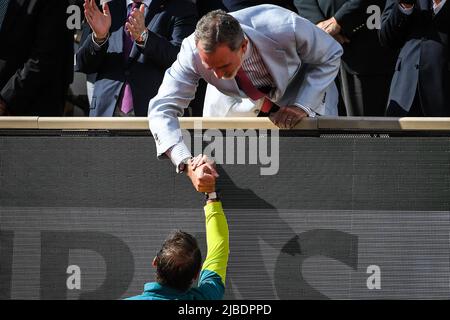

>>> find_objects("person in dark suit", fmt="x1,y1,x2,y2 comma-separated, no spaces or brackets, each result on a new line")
195,0,298,18
0,0,73,116
222,0,298,12
380,0,450,116
75,0,197,117
195,0,226,18
294,0,398,116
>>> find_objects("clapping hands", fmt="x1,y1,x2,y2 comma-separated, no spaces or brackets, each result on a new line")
125,3,147,43
84,0,111,41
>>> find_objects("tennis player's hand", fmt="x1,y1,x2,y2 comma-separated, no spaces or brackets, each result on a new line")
186,154,219,193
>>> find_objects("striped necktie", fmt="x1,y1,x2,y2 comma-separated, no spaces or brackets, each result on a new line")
235,67,275,114
0,0,10,31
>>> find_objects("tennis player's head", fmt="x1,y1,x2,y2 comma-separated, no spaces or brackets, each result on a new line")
152,230,202,292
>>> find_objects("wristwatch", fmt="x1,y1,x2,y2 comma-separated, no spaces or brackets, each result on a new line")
205,191,219,201
136,29,148,45
177,156,192,174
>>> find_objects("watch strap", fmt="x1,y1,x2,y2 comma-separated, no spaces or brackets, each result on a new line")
177,156,192,174
205,191,219,201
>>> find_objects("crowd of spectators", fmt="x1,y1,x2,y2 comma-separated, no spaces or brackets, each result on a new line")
0,0,448,118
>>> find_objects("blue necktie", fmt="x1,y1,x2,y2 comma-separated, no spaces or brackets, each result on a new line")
0,0,10,30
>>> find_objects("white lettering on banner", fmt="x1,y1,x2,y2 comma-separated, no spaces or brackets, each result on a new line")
182,121,280,176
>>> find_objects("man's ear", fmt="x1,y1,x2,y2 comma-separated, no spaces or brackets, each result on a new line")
152,257,158,268
241,38,248,53
193,270,200,281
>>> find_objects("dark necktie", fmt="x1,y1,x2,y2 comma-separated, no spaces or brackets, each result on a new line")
235,67,274,114
0,0,10,31
121,1,142,114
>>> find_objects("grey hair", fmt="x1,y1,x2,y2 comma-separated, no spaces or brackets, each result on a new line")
194,10,244,53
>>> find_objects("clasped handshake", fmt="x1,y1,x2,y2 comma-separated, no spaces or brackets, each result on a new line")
185,154,219,193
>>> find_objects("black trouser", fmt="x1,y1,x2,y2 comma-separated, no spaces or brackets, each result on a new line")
339,65,393,116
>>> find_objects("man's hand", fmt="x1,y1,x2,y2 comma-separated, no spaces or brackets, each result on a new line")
125,4,146,42
186,154,219,193
400,0,416,7
84,0,111,41
269,105,308,129
0,98,9,116
317,17,342,36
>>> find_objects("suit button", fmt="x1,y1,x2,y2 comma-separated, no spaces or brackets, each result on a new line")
415,64,420,69
114,95,119,99
125,70,130,76
254,109,260,114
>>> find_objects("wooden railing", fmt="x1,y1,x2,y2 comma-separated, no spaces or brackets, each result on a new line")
1,116,450,130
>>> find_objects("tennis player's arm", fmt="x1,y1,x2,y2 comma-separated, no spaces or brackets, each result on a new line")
201,200,229,285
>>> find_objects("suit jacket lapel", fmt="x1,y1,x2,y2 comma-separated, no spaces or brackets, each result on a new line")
432,0,449,18
240,25,289,102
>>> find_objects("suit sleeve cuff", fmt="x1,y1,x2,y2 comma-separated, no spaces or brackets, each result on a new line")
91,33,110,49
398,4,414,15
166,142,192,168
294,104,317,118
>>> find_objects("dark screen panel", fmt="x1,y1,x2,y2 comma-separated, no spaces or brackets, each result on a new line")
0,131,449,299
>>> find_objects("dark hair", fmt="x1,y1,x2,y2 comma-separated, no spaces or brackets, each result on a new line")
194,9,244,53
155,230,202,292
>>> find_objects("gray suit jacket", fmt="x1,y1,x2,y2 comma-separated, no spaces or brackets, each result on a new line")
148,4,343,159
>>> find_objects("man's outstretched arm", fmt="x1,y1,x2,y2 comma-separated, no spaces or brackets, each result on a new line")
197,199,229,300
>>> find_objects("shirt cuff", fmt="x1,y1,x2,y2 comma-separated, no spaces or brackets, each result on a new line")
91,33,110,48
295,104,317,118
166,142,192,168
398,4,414,15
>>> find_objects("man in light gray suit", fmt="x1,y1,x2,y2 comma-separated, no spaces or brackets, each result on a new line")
148,5,342,191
